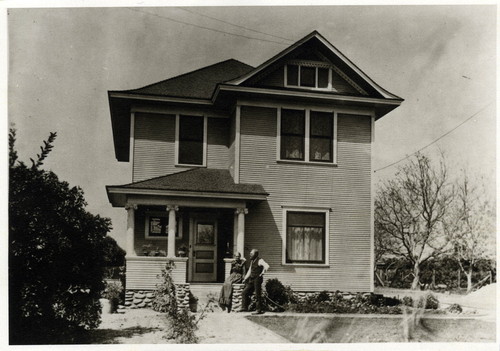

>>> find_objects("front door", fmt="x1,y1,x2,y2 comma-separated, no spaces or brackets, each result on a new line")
190,215,218,282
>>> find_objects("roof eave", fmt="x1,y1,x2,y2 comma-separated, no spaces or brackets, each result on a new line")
106,185,268,207
213,84,403,119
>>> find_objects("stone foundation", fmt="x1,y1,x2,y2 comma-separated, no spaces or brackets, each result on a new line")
125,283,192,310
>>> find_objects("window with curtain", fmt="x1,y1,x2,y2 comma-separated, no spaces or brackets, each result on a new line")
281,109,305,160
178,115,204,165
310,111,333,162
286,211,325,264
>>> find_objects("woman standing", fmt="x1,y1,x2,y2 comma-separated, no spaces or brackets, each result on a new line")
218,252,246,313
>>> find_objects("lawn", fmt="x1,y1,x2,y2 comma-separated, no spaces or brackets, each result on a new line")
246,315,496,343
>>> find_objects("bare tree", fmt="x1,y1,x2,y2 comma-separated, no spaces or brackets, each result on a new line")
445,172,495,293
375,153,454,290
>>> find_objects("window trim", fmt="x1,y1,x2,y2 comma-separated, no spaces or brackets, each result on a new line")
175,114,208,167
277,107,337,165
144,211,183,240
282,206,330,266
284,62,334,91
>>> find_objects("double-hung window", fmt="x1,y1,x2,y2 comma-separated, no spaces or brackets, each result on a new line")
176,115,206,166
280,109,305,160
145,212,183,240
279,108,336,164
284,209,328,264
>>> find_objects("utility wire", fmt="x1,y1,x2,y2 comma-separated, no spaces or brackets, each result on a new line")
374,101,494,173
126,8,290,46
177,7,294,43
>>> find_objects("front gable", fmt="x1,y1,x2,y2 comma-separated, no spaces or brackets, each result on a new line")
226,31,400,100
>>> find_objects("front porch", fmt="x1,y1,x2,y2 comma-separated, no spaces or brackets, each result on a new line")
106,168,268,289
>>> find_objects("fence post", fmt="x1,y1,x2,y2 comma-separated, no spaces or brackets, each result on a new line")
489,271,492,284
457,269,461,289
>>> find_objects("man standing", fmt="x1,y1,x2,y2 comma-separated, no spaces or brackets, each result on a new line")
241,249,269,314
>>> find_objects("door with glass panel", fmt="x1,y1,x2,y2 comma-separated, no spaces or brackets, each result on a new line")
190,215,218,282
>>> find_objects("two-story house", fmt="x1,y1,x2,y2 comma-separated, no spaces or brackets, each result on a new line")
106,31,402,298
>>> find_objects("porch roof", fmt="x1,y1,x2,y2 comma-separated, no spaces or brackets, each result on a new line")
106,168,268,207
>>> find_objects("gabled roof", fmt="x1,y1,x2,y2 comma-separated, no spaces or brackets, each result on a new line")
225,31,401,100
106,168,268,207
112,59,254,100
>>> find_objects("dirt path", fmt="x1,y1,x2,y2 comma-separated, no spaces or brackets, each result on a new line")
197,310,290,343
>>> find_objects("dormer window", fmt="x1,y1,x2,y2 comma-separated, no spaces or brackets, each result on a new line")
285,61,332,90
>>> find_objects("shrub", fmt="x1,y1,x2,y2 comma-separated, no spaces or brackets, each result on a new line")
152,261,177,314
287,291,402,314
153,261,216,343
423,294,439,309
265,278,290,307
103,281,123,312
9,129,111,344
446,303,463,314
315,291,331,303
402,296,414,307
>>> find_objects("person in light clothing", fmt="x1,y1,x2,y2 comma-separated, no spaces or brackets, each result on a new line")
241,249,269,314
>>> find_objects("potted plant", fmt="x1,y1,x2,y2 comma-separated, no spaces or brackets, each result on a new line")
102,280,123,313
178,245,187,257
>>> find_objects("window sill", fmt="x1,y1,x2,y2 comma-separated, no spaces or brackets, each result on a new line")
282,263,330,268
277,160,337,167
175,164,207,168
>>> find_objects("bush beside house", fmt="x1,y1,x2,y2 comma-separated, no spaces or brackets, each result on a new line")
9,129,112,344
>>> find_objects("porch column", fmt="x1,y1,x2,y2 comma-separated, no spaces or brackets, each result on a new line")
235,208,248,256
166,205,179,258
125,204,138,256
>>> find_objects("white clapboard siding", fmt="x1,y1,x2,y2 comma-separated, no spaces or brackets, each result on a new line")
239,105,372,292
133,113,230,182
126,257,187,290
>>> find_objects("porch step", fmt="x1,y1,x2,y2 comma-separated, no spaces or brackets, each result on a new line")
189,283,222,306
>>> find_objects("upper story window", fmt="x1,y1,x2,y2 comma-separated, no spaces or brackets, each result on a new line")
176,115,207,166
281,109,305,160
285,61,332,90
279,107,337,164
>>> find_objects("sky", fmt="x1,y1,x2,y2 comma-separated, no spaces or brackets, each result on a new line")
6,4,497,250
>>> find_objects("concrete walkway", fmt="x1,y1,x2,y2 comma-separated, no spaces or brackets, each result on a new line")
197,309,290,343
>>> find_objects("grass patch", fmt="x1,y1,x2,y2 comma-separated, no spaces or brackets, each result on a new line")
247,315,496,343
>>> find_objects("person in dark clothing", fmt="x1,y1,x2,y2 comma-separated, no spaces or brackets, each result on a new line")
218,252,246,313
241,249,269,315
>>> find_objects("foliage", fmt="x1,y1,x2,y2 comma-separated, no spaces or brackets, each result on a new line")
9,128,112,344
142,244,166,257
288,292,402,314
102,281,123,311
265,278,290,307
102,236,126,267
152,261,177,314
153,262,216,343
446,303,463,314
418,294,439,310
402,296,414,307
